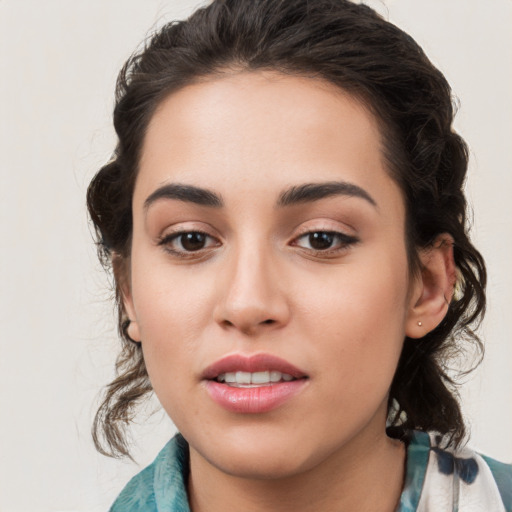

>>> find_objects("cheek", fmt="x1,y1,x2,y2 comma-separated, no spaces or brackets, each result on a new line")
295,251,410,385
131,244,214,329
129,254,213,379
135,276,206,423
135,295,210,371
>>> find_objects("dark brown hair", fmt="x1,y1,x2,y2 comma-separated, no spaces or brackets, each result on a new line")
88,0,486,458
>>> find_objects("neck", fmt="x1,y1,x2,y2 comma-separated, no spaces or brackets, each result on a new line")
187,425,406,512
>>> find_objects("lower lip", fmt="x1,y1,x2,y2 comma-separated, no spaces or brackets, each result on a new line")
205,380,307,413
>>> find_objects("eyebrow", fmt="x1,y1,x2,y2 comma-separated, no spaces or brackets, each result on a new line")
144,183,224,210
143,180,377,211
277,181,377,208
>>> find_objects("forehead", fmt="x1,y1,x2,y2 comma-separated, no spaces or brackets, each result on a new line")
136,71,402,213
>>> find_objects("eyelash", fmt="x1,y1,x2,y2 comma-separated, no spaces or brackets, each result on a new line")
158,230,219,258
157,229,359,258
291,231,359,256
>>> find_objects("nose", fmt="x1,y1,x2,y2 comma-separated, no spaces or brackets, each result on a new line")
213,245,291,336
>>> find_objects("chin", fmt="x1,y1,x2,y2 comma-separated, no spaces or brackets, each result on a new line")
209,447,315,480
188,425,330,481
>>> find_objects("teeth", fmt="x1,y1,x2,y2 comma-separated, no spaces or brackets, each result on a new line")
236,371,252,384
217,371,295,386
251,371,269,384
224,372,236,383
270,371,281,382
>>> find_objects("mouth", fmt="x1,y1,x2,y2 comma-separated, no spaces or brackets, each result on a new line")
215,370,298,387
202,352,308,383
202,353,309,413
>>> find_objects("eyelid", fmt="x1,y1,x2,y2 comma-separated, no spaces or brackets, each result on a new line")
156,221,220,240
292,230,358,246
289,220,360,256
291,218,357,238
156,222,222,258
158,229,217,245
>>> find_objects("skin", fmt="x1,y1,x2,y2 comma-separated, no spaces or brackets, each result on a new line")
122,72,455,511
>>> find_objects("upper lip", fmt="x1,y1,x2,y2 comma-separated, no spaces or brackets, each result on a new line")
202,353,308,380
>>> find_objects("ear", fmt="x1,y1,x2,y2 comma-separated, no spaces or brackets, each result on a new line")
405,234,457,339
113,253,141,342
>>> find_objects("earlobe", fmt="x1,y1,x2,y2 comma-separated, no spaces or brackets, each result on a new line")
121,292,142,342
113,253,142,343
406,234,457,339
126,319,141,343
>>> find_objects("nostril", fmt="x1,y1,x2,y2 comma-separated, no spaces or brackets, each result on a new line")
262,319,275,325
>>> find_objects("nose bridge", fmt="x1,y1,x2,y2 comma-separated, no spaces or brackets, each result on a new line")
231,241,273,301
214,234,289,333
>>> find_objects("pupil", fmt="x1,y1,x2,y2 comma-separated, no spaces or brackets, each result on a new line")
181,232,206,251
309,232,334,250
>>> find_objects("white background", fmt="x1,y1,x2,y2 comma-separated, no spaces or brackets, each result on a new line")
0,1,510,511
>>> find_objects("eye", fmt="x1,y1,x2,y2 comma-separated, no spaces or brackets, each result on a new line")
158,231,219,255
293,231,358,253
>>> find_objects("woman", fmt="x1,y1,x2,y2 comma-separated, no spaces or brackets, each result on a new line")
87,0,512,510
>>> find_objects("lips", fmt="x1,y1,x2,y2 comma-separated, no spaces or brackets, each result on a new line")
202,353,307,380
202,353,309,413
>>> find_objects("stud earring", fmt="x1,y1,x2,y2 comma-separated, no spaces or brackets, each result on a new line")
417,321,422,327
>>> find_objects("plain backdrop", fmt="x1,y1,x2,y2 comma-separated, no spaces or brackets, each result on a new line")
0,1,511,511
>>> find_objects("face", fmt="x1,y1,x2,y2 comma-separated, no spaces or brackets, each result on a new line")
124,72,421,479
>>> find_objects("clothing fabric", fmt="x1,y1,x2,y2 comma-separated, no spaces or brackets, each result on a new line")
110,430,512,511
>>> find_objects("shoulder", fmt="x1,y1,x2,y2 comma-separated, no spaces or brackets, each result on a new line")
110,462,158,512
428,433,512,510
480,453,512,510
109,434,190,512
401,430,512,512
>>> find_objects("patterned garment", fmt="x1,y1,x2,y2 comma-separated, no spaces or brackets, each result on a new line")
398,431,512,511
110,431,512,511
